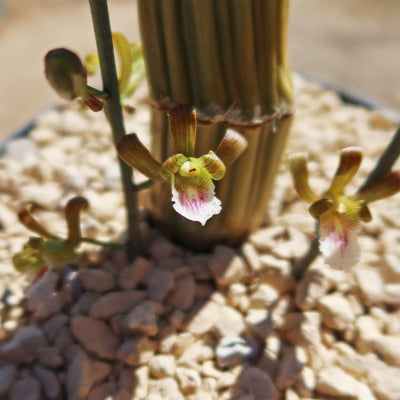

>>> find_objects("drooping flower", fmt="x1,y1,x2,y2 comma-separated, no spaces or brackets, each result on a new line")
117,105,248,225
13,197,123,283
288,147,400,269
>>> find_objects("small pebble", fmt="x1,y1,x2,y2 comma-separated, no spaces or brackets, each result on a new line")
216,336,253,367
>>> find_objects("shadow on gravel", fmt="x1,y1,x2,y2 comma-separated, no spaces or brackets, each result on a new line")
0,213,310,399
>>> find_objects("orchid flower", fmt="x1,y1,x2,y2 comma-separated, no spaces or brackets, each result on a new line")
117,105,248,225
13,197,123,282
288,147,400,269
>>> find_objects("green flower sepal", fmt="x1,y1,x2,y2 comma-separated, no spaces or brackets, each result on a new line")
288,147,400,269
117,105,248,225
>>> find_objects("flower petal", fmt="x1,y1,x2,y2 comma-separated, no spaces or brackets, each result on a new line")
168,105,196,156
160,154,187,180
112,32,133,95
215,129,248,167
84,54,100,75
287,152,319,204
117,134,163,181
328,146,362,195
358,201,372,222
308,198,334,220
18,204,59,240
82,93,104,112
65,197,89,246
171,173,221,225
198,152,226,181
319,211,360,269
355,170,400,203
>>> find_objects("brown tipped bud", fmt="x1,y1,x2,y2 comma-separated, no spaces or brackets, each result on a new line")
45,48,88,100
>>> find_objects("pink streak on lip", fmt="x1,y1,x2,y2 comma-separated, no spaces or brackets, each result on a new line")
32,266,49,285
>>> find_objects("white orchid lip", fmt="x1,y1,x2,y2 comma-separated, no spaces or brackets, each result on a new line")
287,147,400,271
319,212,360,270
117,106,248,225
172,185,222,226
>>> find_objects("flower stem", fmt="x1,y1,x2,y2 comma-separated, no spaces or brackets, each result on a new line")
81,237,126,249
86,85,110,100
88,0,141,259
134,180,154,192
358,124,400,193
292,222,320,281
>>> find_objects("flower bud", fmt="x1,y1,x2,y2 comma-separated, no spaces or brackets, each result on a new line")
45,48,88,100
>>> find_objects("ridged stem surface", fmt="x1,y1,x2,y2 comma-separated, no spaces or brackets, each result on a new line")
138,0,293,249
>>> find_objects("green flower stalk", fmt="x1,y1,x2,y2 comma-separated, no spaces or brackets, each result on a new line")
288,147,400,269
118,105,247,225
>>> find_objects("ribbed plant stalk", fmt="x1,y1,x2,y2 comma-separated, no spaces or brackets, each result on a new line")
138,0,294,249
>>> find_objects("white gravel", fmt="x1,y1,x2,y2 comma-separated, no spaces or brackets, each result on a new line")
1,77,400,399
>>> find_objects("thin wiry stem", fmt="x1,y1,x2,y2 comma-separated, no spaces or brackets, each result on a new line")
88,0,141,259
292,234,320,281
358,124,400,193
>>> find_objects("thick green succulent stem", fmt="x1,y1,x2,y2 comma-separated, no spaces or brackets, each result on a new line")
89,0,141,258
138,0,294,249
